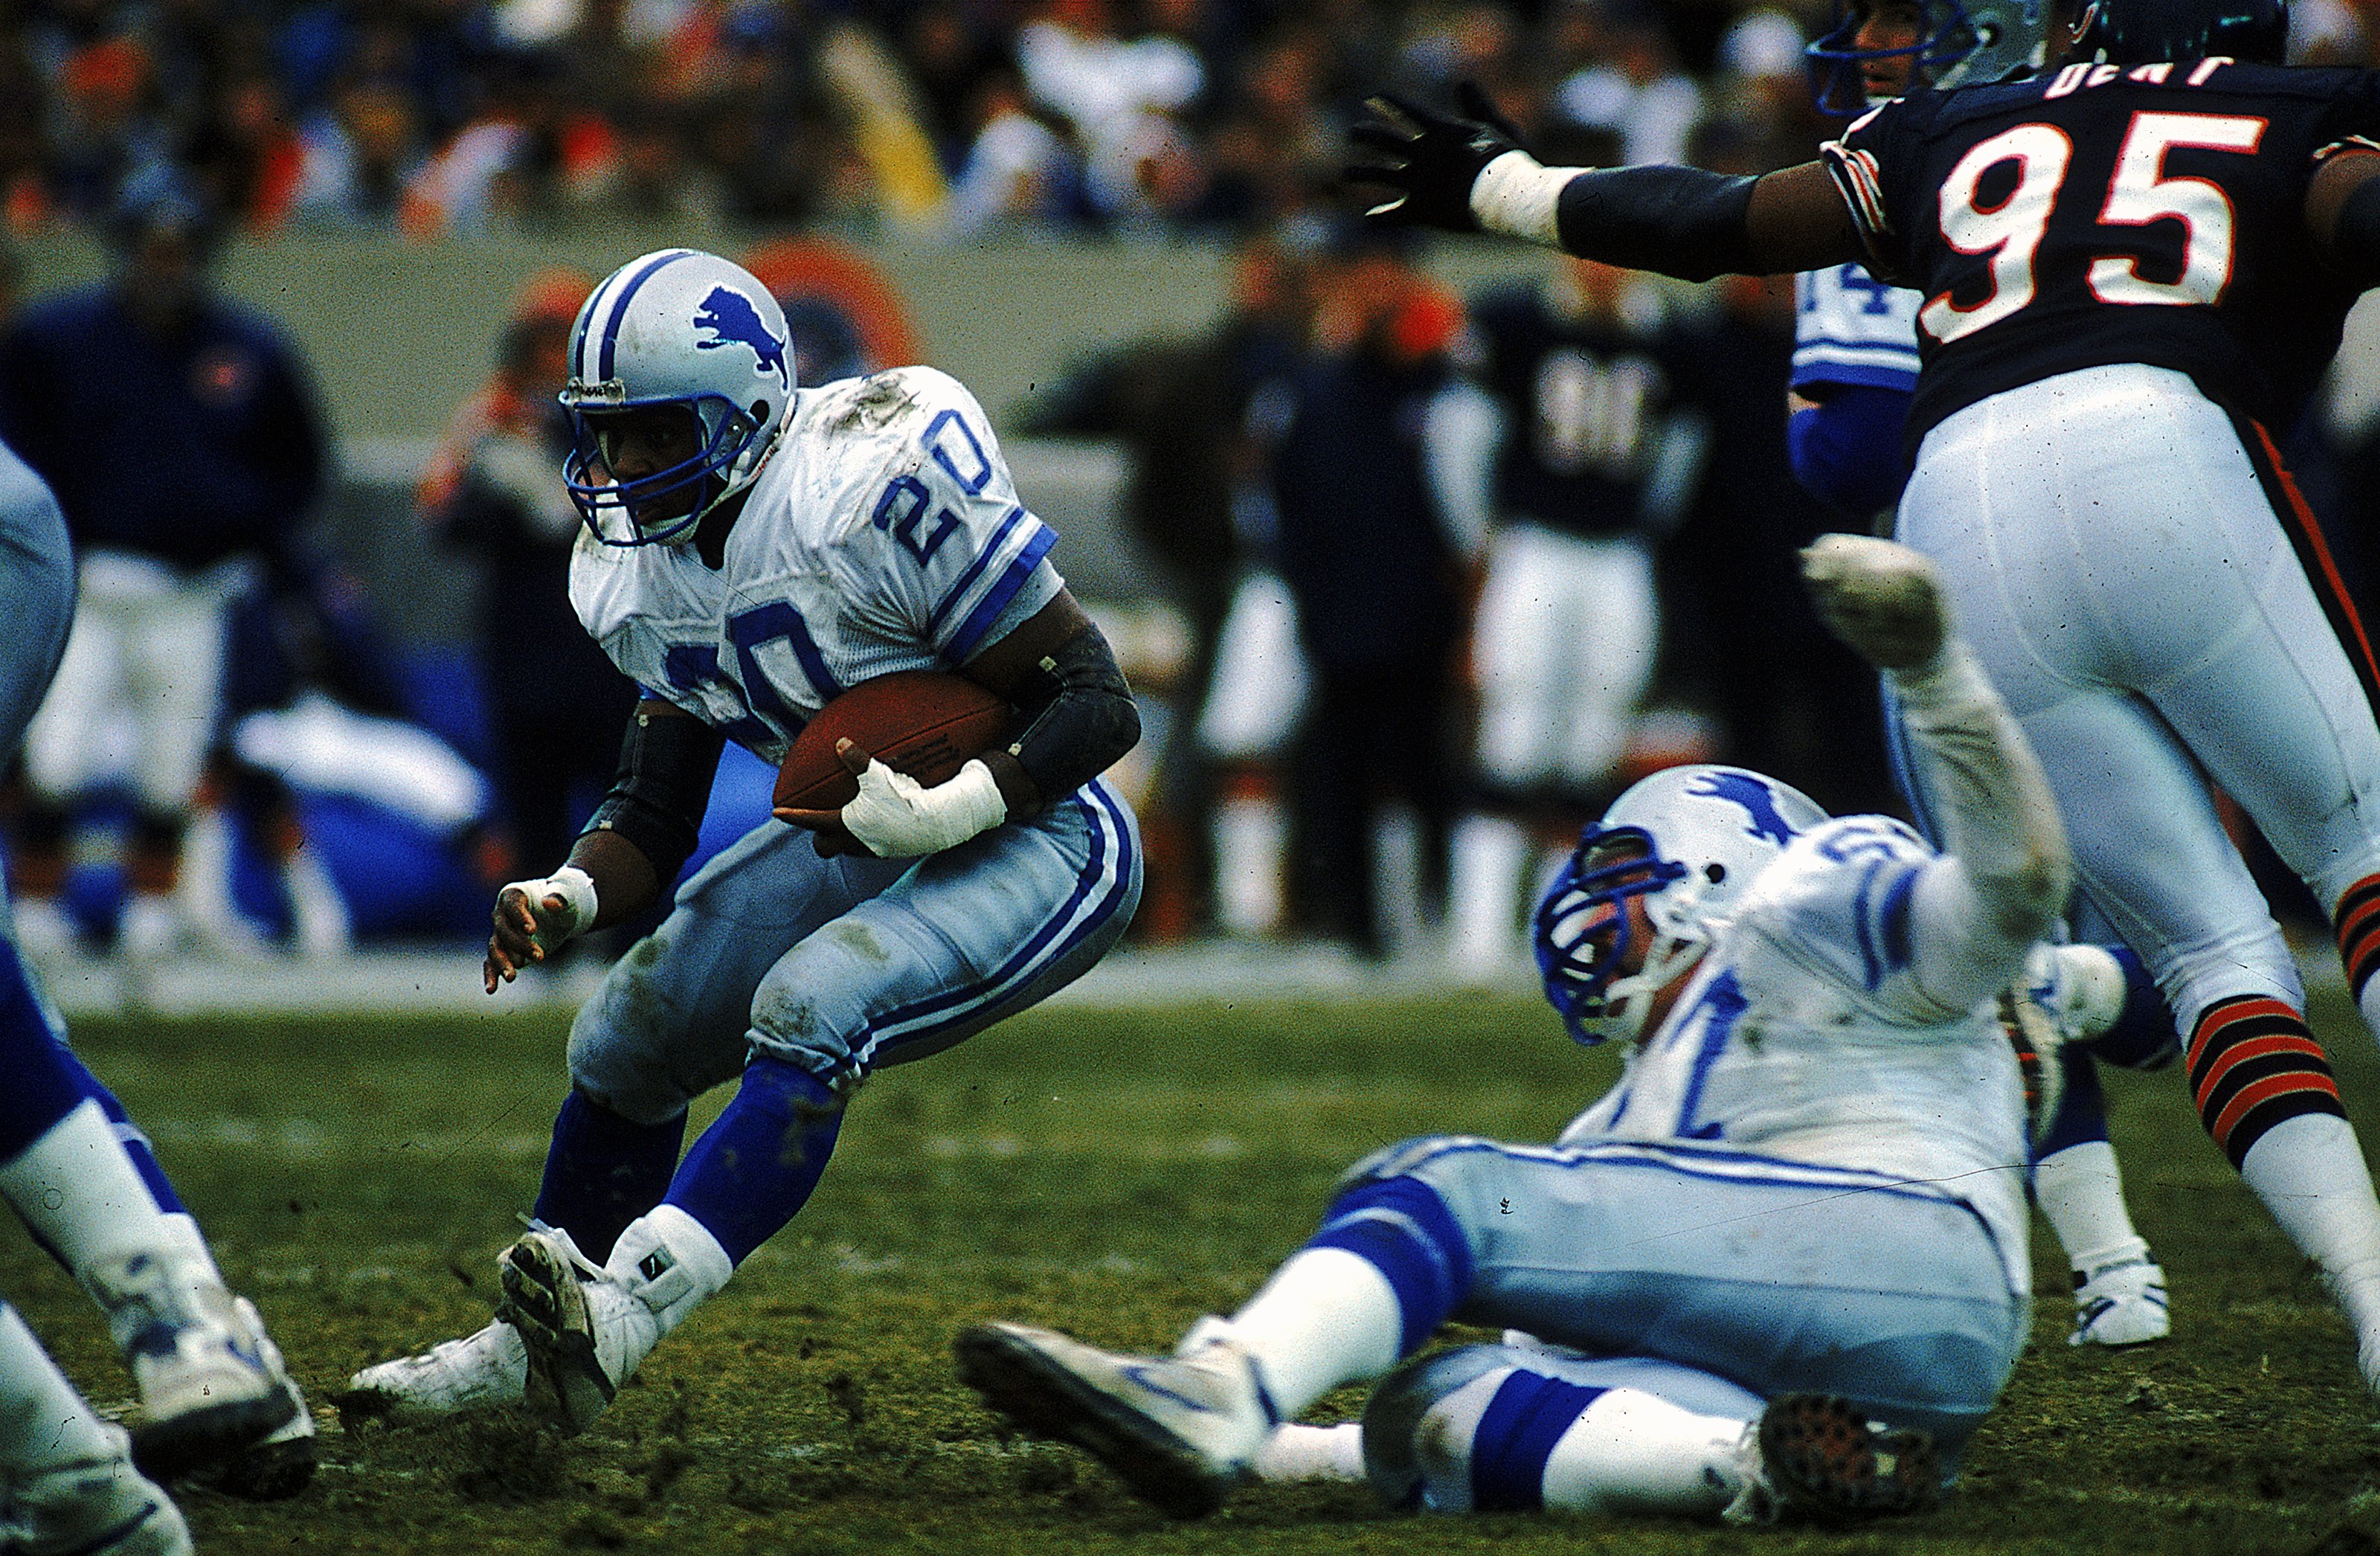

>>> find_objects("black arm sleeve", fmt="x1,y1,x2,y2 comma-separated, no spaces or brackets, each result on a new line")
1000,626,1142,803
1554,166,1763,283
2335,173,2380,289
578,701,726,881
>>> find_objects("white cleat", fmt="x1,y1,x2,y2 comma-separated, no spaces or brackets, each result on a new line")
2071,1254,2171,1347
190,1301,316,1500
953,1321,1276,1518
495,1229,658,1438
4,1427,193,1556
336,1318,529,1425
1721,1393,1940,1526
83,1254,300,1482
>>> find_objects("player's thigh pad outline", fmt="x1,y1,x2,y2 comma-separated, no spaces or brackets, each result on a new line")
567,779,1139,1121
1899,364,2380,1015
1470,525,1656,791
1344,1134,2024,1454
1362,1343,1763,1512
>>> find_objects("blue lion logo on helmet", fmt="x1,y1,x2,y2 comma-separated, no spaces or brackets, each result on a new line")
1686,770,1799,846
692,286,786,378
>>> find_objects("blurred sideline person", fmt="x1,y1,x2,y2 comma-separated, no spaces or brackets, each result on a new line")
0,437,311,1540
343,249,1142,1438
1792,0,2174,1347
1441,251,1711,980
0,167,327,966
421,268,638,888
959,534,2076,1526
1271,225,1471,959
1345,0,2380,1398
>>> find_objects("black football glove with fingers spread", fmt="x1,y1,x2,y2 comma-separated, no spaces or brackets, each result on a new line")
1346,82,1525,234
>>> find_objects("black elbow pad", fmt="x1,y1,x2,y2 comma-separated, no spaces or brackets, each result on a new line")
580,703,726,881
1002,627,1141,802
1555,167,1763,283
2337,173,2380,290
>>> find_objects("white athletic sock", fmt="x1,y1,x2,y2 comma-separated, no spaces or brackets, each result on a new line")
1212,795,1287,936
1372,804,1427,957
2237,1113,2380,1343
1447,813,1531,975
1539,1387,1749,1517
0,1100,181,1278
1251,1421,1367,1483
1215,1248,1403,1418
606,1204,733,1341
0,1302,121,1470
2033,1141,2151,1274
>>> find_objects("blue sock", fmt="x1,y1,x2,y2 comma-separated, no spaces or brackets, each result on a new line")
2036,1047,2111,1160
662,1058,844,1267
2080,946,2180,1070
1471,1372,1608,1511
533,1091,687,1261
0,939,85,1162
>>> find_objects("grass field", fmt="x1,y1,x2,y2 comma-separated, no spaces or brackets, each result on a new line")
12,978,2380,1555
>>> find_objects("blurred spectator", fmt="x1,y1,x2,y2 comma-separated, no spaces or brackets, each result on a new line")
1015,0,1204,222
418,267,635,884
1023,228,1315,937
1272,225,1469,959
1549,1,1702,167
946,64,1084,233
1441,253,1711,981
289,75,425,228
0,169,327,965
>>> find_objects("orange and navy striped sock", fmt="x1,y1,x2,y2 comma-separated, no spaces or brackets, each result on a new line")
2188,996,2344,1168
2338,875,2380,1007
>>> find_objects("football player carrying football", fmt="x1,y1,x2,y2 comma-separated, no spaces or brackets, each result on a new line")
344,249,1142,1436
1349,0,2380,1399
1798,0,2177,1351
958,534,2060,1525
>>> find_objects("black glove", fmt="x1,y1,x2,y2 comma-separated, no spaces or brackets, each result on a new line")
1346,83,1525,234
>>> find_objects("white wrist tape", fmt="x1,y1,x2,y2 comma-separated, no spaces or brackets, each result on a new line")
1470,150,1574,247
508,864,597,954
841,757,1009,858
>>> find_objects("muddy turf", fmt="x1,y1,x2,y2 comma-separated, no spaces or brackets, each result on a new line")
11,986,2380,1555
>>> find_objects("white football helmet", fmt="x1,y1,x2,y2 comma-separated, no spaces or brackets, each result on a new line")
560,248,794,546
1533,764,1828,1046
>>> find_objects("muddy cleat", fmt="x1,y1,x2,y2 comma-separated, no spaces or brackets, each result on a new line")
495,1228,657,1438
335,1318,529,1425
3,1430,193,1556
953,1321,1276,1519
83,1253,299,1482
2071,1253,2170,1347
1724,1394,1939,1526
184,1299,316,1499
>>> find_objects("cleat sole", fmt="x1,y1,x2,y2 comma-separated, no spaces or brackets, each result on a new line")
1757,1393,1939,1523
498,1235,612,1437
128,1386,300,1484
954,1324,1235,1520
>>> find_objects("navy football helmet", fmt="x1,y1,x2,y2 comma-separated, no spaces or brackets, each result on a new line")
2071,0,2289,64
1533,765,1827,1047
560,248,793,547
1807,0,2054,115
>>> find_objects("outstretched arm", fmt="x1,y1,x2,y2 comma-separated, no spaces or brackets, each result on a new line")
1802,534,2072,1008
1348,91,1863,280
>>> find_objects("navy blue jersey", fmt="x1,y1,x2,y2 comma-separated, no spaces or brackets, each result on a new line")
1469,283,1707,540
1824,60,2380,446
0,287,325,572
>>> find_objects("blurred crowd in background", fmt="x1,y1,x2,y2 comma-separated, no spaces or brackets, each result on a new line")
5,0,2380,987
9,0,2373,247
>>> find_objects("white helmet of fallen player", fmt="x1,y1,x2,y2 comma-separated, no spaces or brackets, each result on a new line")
559,248,794,546
1533,764,1827,1047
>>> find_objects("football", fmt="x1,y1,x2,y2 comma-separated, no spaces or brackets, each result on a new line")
773,670,1014,811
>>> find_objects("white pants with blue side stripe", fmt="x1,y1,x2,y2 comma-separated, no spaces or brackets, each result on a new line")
567,778,1140,1123
1348,1134,2027,1456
